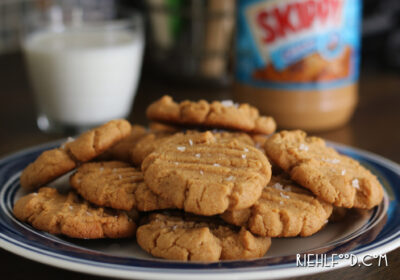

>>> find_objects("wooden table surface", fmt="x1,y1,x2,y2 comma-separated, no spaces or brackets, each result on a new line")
0,54,399,279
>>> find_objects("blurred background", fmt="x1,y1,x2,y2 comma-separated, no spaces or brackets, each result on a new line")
0,0,399,155
2,0,400,72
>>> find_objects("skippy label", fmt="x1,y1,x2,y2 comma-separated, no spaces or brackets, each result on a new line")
236,0,361,90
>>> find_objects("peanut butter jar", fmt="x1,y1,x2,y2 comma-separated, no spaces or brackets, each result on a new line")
234,0,362,131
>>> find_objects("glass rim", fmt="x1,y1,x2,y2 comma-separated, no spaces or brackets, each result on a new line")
25,8,144,35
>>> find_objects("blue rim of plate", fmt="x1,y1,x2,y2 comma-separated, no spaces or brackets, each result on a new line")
0,140,399,280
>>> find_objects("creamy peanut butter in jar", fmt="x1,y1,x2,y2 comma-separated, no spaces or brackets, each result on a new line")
234,0,361,131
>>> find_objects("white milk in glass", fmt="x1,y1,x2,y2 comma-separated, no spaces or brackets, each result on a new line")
24,29,144,127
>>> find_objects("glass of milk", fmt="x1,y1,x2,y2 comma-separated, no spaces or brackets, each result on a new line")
23,6,144,133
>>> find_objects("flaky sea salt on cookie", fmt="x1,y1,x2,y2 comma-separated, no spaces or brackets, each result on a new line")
13,187,136,239
221,175,333,237
264,130,384,209
142,131,271,216
146,95,276,134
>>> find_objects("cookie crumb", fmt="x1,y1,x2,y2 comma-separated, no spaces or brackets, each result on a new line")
352,179,360,189
177,146,186,152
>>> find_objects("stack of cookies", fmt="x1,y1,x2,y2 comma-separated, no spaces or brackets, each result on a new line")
13,95,384,262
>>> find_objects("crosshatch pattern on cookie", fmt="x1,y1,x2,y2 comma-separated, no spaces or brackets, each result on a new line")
221,176,333,237
130,130,256,167
142,131,272,216
20,119,132,191
70,161,174,211
136,213,271,261
13,187,136,239
264,130,384,209
66,119,132,162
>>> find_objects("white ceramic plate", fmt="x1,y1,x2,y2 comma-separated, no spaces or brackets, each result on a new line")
0,141,399,279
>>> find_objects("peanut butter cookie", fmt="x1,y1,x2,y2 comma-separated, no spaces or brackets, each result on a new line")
264,130,384,209
149,122,181,133
65,119,132,162
19,148,77,191
130,132,172,166
146,95,276,134
131,130,255,166
70,161,174,211
136,213,271,261
98,125,147,162
13,187,136,239
213,130,255,146
221,175,333,237
142,131,271,216
20,119,132,191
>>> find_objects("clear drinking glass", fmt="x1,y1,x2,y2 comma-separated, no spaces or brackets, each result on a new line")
23,4,144,134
